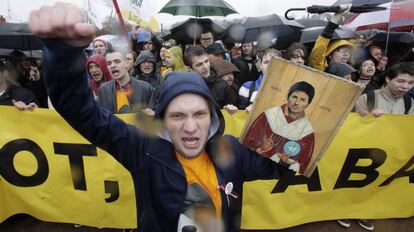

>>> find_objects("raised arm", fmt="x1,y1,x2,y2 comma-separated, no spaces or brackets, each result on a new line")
29,2,146,167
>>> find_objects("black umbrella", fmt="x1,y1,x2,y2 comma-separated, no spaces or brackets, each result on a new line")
159,0,238,44
285,4,386,20
166,18,226,46
371,31,414,45
296,18,328,28
238,14,304,49
370,32,414,62
357,29,384,39
300,26,358,44
0,23,44,50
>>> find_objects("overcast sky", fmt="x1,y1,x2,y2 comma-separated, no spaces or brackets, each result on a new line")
0,0,335,28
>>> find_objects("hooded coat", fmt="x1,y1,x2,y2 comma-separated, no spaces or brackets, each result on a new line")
309,21,354,71
86,55,112,96
43,40,291,232
133,51,164,91
161,46,187,77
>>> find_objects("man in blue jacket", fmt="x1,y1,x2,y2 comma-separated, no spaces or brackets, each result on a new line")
29,3,291,232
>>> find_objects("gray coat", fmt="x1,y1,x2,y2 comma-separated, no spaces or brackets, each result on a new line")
97,78,155,114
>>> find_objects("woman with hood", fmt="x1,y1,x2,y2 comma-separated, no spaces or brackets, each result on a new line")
309,5,354,72
86,55,112,98
161,46,187,77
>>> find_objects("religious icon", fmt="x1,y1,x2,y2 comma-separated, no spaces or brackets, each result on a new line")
243,81,315,173
240,57,363,176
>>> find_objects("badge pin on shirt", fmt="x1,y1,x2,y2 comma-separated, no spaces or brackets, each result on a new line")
219,182,239,207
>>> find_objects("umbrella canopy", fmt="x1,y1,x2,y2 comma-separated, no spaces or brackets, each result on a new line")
300,26,358,44
158,0,238,17
165,18,226,45
345,0,414,31
233,14,304,49
370,31,414,62
371,31,414,45
296,18,328,28
0,23,44,51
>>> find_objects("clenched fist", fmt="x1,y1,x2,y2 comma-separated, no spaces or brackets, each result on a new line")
29,1,95,47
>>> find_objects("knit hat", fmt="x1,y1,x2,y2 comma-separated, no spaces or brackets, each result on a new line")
213,60,239,77
155,72,224,141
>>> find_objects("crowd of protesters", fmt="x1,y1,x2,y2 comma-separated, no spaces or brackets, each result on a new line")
1,6,412,118
1,2,414,232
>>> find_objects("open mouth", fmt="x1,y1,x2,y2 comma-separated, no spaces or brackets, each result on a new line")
182,137,200,149
111,70,120,76
398,90,407,95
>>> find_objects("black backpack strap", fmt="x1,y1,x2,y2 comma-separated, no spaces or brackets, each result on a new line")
403,93,412,114
366,90,375,113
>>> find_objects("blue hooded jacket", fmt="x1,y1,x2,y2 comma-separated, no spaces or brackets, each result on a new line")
43,40,291,232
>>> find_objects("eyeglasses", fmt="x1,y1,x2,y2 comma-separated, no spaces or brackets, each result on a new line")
200,38,213,41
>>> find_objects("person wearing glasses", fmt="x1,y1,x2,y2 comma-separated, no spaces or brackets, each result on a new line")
200,31,214,50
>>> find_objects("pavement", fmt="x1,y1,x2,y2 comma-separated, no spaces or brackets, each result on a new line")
1,214,413,232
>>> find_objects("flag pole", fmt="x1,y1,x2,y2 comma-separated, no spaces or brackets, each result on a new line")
384,0,394,56
112,0,129,39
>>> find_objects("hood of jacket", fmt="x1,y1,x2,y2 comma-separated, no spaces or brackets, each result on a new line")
134,50,157,76
164,46,187,72
326,39,354,58
135,50,156,66
86,54,112,82
155,72,224,142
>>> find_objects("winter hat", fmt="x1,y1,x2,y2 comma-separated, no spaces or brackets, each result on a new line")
213,60,239,77
327,62,356,78
155,72,224,140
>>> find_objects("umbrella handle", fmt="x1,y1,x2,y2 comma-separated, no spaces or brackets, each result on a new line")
285,8,306,20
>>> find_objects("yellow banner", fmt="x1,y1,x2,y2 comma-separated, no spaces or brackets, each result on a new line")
1,106,413,229
0,106,136,228
242,113,414,229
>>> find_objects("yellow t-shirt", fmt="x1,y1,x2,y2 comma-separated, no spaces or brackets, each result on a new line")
175,151,222,219
115,88,131,113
